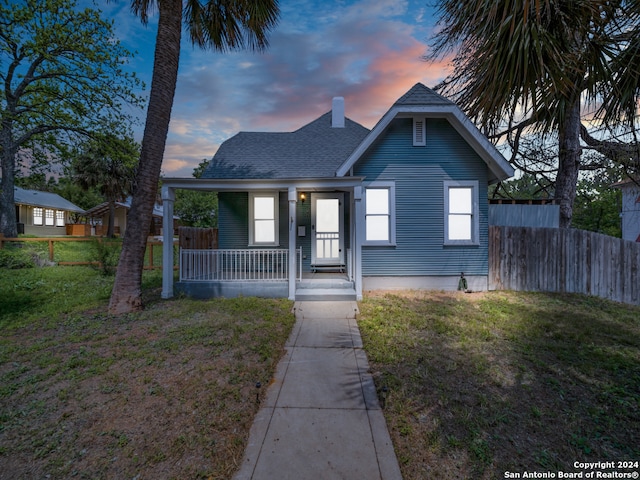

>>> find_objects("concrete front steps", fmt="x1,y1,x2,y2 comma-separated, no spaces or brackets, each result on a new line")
295,278,357,301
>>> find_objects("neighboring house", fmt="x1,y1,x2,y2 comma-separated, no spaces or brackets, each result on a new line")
159,83,515,300
612,178,640,242
489,199,560,228
85,197,176,237
14,186,85,236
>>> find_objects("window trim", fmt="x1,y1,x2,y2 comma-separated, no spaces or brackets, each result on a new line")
248,191,280,246
363,181,396,246
444,180,479,246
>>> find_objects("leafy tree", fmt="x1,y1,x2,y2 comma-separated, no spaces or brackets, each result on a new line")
489,172,554,200
173,159,217,228
14,173,56,192
572,173,622,237
73,134,139,237
490,166,623,237
429,0,640,228
0,0,142,237
53,177,103,212
109,0,280,314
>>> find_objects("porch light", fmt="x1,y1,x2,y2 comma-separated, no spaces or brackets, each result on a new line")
300,192,306,203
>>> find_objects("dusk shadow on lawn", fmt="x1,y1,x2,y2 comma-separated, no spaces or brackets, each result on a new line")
358,291,640,479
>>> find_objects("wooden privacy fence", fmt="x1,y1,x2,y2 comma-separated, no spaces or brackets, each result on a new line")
489,226,640,305
179,227,218,249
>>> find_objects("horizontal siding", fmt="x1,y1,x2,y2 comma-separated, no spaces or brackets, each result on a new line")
218,192,289,249
355,117,489,276
489,204,560,228
621,184,640,242
218,192,248,248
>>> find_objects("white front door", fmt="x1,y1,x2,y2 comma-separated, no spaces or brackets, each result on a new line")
311,193,344,267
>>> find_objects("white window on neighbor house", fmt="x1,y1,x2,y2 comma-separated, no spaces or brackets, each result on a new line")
249,192,279,245
444,180,479,245
413,117,426,146
56,211,65,227
33,207,43,226
45,209,55,226
364,182,396,245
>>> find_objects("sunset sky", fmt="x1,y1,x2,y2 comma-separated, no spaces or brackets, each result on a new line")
100,0,451,177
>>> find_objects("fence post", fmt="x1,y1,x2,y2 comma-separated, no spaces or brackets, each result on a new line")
49,239,54,261
148,242,154,269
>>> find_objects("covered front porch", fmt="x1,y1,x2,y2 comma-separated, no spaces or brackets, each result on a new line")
160,177,364,301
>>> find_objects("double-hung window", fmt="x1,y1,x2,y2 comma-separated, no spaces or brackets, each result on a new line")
249,192,279,245
33,207,43,226
444,180,479,245
45,209,55,226
56,211,65,227
364,182,396,245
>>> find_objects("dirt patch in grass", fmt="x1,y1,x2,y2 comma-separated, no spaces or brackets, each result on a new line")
0,295,295,479
358,290,640,479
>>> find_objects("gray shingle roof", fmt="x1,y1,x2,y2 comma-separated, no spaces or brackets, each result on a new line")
203,112,370,179
85,197,168,218
394,82,454,106
14,187,85,213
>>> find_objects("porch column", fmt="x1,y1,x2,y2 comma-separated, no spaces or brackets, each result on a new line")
161,185,175,299
288,187,297,300
353,185,364,300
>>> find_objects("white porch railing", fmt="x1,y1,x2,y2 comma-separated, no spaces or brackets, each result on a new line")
180,248,302,282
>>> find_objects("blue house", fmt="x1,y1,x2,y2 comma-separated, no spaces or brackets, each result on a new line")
159,83,514,300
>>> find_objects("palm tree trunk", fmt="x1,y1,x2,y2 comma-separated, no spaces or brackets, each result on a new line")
556,97,582,228
108,0,182,314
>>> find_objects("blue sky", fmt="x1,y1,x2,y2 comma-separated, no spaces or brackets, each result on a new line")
98,0,450,177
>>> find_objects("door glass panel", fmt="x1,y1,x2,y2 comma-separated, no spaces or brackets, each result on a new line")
316,199,339,233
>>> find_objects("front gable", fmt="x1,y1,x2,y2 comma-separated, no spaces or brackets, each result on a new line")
337,83,514,183
352,116,492,278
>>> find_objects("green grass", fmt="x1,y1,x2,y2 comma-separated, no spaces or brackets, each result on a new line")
0,238,174,268
0,265,295,479
358,290,640,479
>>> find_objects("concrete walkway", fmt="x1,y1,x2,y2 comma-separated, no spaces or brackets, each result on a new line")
233,301,403,480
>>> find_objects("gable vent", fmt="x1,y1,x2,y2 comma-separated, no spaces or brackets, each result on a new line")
413,118,426,146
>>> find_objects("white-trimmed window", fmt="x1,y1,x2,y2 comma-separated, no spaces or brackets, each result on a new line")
33,207,43,225
249,192,279,245
364,182,396,245
444,180,479,245
45,209,55,226
56,211,65,227
413,117,426,146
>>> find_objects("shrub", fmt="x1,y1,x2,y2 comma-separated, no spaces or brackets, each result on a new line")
89,239,122,275
0,245,35,269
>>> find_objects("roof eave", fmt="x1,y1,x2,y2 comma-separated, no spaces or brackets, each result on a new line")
336,105,515,183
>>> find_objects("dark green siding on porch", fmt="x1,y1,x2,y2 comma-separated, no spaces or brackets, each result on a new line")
218,192,289,250
354,117,489,276
218,191,351,274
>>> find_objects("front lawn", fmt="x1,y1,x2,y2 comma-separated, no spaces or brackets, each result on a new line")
3,266,638,479
0,267,295,479
358,290,640,479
